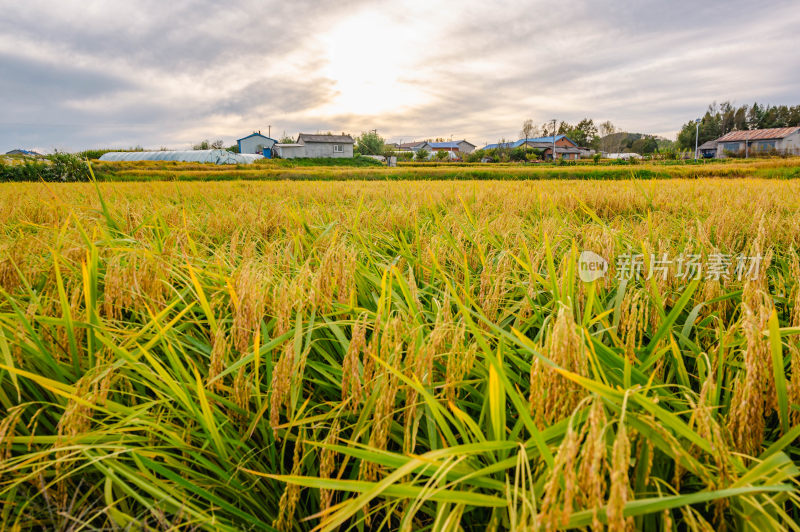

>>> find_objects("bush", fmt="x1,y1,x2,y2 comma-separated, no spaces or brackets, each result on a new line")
0,153,91,182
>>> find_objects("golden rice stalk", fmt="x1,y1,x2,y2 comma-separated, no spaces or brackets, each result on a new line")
319,420,339,512
269,342,295,434
341,315,367,411
577,398,607,531
273,431,304,531
728,285,773,455
606,422,633,532
232,262,267,353
207,324,228,392
530,306,588,429
538,421,581,529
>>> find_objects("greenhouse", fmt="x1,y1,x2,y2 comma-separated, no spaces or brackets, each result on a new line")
98,149,262,165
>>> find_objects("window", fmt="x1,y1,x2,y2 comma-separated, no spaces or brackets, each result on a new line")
756,141,776,151
723,142,740,153
333,145,343,153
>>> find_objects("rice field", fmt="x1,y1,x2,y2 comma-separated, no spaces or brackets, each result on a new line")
83,156,800,182
1,178,800,530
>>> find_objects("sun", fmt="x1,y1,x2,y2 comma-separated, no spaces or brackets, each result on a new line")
315,10,430,116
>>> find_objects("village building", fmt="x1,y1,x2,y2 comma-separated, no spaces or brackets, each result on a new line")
480,135,581,160
697,140,718,158
275,133,354,159
429,140,476,155
237,132,277,157
395,141,433,153
715,127,800,157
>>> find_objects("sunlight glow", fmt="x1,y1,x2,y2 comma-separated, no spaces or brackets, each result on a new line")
315,9,432,116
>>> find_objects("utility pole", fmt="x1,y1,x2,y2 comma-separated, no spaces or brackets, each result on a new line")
694,118,701,160
551,119,557,162
268,125,271,138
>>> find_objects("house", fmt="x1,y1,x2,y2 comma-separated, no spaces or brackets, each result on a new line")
715,127,800,158
275,133,354,159
5,149,41,156
697,140,717,158
237,132,277,157
395,141,433,153
429,140,476,155
480,135,581,160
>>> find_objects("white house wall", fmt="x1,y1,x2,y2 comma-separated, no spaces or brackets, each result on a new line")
301,142,354,158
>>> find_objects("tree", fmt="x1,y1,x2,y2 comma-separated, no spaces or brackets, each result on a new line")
520,119,538,142
495,138,512,161
630,136,658,154
435,150,449,161
356,131,385,155
559,118,598,147
540,121,557,137
415,148,429,161
599,121,616,153
192,139,224,150
279,136,294,144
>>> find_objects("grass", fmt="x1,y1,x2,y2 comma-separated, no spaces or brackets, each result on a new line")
0,177,799,530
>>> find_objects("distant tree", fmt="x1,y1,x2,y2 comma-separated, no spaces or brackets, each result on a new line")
466,149,484,162
226,144,239,153
356,131,385,155
520,119,537,142
630,136,658,154
192,139,224,150
559,118,598,147
415,148,429,161
599,121,616,153
510,147,528,162
435,150,449,161
540,121,557,137
495,138,512,161
382,144,397,159
279,136,295,143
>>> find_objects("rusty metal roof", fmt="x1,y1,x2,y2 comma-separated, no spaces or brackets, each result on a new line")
716,127,800,142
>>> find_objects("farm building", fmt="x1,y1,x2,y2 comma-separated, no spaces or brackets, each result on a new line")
429,140,476,155
714,127,800,157
697,140,718,158
98,150,262,164
395,141,433,153
480,135,581,160
237,132,277,157
275,133,354,159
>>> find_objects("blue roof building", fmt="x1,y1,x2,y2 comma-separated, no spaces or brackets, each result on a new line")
479,135,576,151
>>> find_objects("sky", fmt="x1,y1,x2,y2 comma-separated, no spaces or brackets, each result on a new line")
1,0,799,153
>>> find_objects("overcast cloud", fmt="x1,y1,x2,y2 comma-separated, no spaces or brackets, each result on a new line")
1,0,799,152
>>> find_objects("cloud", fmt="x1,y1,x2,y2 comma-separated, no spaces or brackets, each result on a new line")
1,0,799,152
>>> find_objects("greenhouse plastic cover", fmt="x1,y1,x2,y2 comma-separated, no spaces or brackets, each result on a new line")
98,150,263,164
